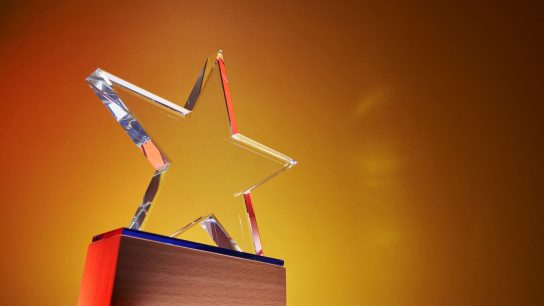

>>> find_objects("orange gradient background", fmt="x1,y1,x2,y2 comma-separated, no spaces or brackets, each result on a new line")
1,1,543,305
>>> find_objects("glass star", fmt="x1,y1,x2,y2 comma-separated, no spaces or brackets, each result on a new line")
86,51,296,255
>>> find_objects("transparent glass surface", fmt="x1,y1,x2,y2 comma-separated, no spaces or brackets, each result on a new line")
170,214,242,252
86,51,296,255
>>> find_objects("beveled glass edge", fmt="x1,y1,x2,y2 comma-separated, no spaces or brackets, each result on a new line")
170,213,242,252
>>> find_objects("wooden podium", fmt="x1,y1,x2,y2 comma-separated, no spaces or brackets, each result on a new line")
77,228,286,305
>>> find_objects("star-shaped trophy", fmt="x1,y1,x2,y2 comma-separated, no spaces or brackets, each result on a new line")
85,51,296,256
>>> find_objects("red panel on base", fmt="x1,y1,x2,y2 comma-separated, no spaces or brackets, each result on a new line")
77,234,121,306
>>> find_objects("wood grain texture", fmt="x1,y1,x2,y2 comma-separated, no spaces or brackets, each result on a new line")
110,236,286,306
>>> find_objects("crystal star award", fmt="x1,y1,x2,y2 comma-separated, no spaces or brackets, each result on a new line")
78,51,294,305
85,51,296,256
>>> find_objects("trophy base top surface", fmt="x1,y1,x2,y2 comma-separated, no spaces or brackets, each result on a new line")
93,227,284,266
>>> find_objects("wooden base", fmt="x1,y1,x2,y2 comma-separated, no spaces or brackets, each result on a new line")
78,229,286,306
